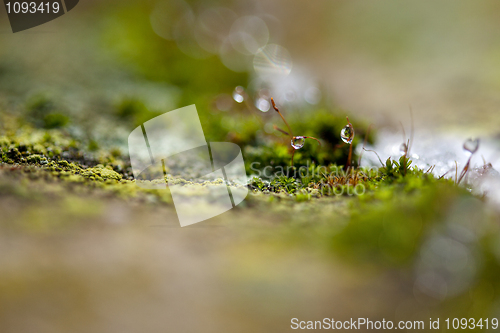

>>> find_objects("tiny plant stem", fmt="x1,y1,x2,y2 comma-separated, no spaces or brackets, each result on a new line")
271,97,296,167
409,105,414,155
344,116,354,171
271,98,293,138
399,121,409,157
439,169,451,179
457,156,472,184
273,125,290,136
347,143,353,170
358,124,373,166
303,136,321,146
237,90,264,126
399,121,407,148
363,148,384,167
403,154,407,176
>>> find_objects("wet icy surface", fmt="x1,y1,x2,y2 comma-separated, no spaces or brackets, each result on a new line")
360,130,500,208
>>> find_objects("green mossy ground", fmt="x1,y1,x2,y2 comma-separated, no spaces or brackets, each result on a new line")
4,114,498,323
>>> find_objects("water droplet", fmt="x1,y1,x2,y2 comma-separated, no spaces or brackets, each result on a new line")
291,136,305,149
463,138,479,154
340,125,354,144
255,98,270,112
232,86,245,103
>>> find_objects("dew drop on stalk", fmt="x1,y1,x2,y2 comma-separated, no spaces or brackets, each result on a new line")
232,86,245,103
463,138,479,155
340,124,354,144
291,136,305,149
255,97,270,112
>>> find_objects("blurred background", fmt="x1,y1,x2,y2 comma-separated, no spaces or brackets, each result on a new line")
1,0,500,170
1,0,500,332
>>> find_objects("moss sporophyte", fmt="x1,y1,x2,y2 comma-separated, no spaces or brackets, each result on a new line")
0,99,492,202
270,97,321,167
340,116,354,170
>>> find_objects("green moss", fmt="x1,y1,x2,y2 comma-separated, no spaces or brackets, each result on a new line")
43,113,69,129
26,154,42,164
85,165,122,181
6,148,22,162
329,180,467,265
0,136,10,150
